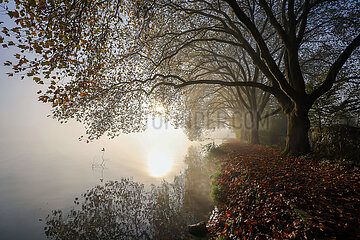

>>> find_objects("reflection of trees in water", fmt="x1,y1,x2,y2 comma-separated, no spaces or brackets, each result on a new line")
45,147,213,239
182,146,213,224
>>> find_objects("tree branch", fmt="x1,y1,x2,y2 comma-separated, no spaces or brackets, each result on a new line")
224,0,298,102
309,33,360,105
261,107,282,120
258,0,289,45
149,78,276,95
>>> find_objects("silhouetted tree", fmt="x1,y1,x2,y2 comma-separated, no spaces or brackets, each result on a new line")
182,44,273,144
2,0,359,154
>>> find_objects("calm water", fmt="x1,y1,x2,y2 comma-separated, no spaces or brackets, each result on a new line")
0,118,229,239
0,123,200,239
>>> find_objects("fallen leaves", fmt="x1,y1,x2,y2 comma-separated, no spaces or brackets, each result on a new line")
208,142,360,239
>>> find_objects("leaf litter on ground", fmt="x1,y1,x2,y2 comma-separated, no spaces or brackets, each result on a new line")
208,141,360,239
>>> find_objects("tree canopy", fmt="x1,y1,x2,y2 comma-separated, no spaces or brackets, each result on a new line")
1,0,359,154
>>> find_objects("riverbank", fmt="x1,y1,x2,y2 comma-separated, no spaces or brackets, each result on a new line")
208,140,360,239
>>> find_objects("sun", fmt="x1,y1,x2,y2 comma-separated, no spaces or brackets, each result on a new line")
154,104,166,114
147,150,173,177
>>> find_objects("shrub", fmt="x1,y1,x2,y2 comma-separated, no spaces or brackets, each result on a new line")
210,173,226,206
312,124,360,164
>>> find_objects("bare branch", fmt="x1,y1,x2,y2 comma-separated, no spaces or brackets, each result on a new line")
309,33,360,105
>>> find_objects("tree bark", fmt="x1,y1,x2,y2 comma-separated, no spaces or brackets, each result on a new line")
249,110,260,144
283,110,311,155
250,127,260,144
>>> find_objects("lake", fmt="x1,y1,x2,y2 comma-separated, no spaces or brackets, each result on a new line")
0,119,201,239
0,113,229,239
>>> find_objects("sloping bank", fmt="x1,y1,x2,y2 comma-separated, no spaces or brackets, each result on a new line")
207,140,360,239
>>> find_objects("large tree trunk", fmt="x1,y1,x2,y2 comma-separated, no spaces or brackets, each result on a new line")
250,127,259,144
249,111,260,144
283,110,311,155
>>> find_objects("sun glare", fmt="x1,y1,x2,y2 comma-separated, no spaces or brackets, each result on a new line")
154,105,166,114
147,150,173,177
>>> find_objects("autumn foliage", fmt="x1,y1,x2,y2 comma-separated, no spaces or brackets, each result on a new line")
208,141,360,239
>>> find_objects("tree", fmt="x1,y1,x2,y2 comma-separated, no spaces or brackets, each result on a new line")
308,64,360,132
2,0,359,155
220,0,360,154
182,44,272,144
